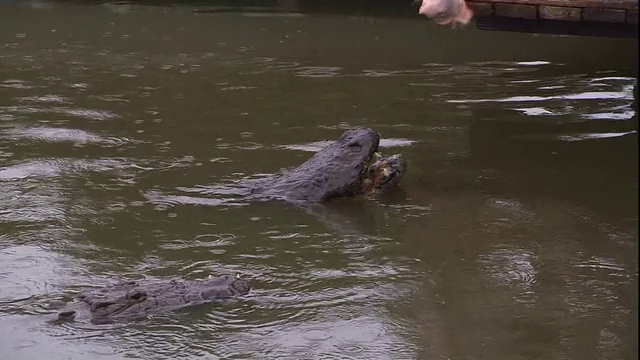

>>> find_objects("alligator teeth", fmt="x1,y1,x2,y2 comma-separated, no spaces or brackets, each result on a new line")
374,152,382,160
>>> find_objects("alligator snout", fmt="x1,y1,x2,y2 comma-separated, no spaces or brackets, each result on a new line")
230,278,251,295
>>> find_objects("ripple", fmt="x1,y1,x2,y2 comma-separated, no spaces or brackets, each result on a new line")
234,60,559,80
216,141,264,150
221,56,277,66
380,138,416,148
219,85,258,91
0,158,133,181
293,66,343,78
122,289,419,360
55,107,119,121
90,94,131,103
448,91,630,104
143,191,248,209
447,75,634,107
0,245,89,304
582,111,636,120
556,131,637,141
160,233,237,251
262,60,301,70
0,157,139,226
225,316,414,360
301,327,333,340
105,323,221,359
361,68,432,77
279,137,415,152
558,254,634,316
0,79,35,89
16,94,70,104
1,314,118,358
0,160,61,180
176,184,251,197
517,61,551,66
231,260,417,327
241,11,305,18
385,203,432,219
222,58,549,80
486,197,535,220
513,107,556,116
3,126,131,146
574,256,627,272
477,245,538,293
0,105,118,120
278,140,330,152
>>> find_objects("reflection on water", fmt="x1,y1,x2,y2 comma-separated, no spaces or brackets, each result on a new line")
0,1,637,359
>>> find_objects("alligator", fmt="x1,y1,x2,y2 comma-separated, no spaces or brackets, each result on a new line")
146,127,407,207
50,275,250,324
245,127,407,202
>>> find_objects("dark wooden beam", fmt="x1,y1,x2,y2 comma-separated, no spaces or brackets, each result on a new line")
468,0,638,11
475,16,638,38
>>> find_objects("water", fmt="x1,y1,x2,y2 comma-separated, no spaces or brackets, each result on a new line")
0,1,637,359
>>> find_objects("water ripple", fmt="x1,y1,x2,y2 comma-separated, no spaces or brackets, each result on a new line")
0,105,119,120
0,79,36,89
279,137,416,152
448,91,630,104
77,261,420,359
0,14,636,360
160,233,237,251
0,158,134,181
0,245,91,303
143,190,248,209
477,245,538,304
574,256,629,273
16,94,70,104
226,58,561,80
3,126,132,147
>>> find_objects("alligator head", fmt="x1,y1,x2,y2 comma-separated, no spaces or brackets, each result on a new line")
264,127,407,202
54,275,251,324
55,287,154,325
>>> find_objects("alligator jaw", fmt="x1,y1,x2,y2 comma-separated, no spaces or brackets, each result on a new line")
361,153,407,195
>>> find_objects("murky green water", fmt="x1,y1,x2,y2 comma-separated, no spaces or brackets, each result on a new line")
0,1,637,359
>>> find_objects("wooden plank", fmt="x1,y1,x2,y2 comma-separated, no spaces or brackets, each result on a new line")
469,2,495,16
627,9,639,22
475,16,638,38
494,3,538,18
467,0,638,11
539,5,582,20
583,8,626,22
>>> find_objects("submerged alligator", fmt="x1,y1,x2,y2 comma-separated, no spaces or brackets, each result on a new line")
245,127,407,202
50,275,250,324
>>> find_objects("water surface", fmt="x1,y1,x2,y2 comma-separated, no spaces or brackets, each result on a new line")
0,2,637,359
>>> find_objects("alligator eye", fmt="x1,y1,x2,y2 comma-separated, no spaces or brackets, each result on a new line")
130,291,145,300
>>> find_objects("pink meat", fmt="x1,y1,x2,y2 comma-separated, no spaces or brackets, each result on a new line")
418,0,474,27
